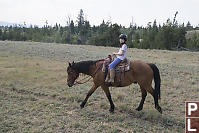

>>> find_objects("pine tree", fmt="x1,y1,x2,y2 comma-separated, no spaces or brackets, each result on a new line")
186,21,193,31
0,28,2,40
77,9,84,33
69,20,75,34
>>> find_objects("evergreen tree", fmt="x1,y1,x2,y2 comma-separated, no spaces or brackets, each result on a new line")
186,21,193,31
77,9,84,33
98,20,108,34
0,28,2,40
89,23,120,47
0,11,198,51
69,20,75,34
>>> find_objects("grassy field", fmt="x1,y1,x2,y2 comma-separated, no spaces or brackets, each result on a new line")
0,41,199,132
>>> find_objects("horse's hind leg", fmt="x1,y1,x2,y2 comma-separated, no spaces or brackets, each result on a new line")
147,86,162,114
136,88,147,111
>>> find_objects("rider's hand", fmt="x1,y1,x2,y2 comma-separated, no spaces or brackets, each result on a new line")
112,52,117,55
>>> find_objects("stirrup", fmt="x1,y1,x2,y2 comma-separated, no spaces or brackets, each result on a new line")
108,79,114,83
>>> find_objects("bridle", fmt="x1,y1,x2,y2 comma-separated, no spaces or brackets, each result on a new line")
68,62,103,85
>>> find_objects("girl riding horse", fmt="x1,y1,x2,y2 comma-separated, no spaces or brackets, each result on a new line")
66,34,162,114
107,34,128,83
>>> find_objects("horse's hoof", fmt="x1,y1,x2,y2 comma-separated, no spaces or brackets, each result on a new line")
109,108,114,113
109,106,115,113
80,103,85,109
135,107,143,111
156,106,162,114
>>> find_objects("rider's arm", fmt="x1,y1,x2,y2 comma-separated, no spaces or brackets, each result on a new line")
113,50,124,56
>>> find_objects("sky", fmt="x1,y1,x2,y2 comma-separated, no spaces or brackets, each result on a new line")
0,0,199,27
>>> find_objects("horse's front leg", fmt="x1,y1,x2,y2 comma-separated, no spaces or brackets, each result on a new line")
80,83,98,108
101,85,115,113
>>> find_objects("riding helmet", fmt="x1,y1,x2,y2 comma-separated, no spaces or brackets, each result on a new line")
119,34,127,41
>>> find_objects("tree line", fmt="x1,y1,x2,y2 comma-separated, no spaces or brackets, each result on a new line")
0,10,199,50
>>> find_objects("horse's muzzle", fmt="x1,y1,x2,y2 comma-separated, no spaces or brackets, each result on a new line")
67,83,73,87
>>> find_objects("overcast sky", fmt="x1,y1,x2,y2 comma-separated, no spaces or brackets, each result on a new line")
0,0,199,27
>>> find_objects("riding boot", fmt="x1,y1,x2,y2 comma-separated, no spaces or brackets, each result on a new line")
108,69,115,83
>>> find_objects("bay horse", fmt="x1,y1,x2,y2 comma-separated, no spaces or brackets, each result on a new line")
66,59,162,114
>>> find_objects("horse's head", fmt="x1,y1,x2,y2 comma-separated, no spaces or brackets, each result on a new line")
66,61,79,87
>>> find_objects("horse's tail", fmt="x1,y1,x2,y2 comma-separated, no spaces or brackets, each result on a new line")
148,63,161,99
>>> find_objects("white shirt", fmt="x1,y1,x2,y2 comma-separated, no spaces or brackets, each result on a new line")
117,44,127,60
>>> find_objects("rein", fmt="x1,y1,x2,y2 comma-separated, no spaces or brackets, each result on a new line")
75,76,92,85
74,62,103,85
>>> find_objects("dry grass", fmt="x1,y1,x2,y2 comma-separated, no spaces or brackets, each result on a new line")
0,41,199,132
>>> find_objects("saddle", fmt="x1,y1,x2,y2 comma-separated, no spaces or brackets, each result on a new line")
102,56,131,87
102,57,130,73
115,58,130,72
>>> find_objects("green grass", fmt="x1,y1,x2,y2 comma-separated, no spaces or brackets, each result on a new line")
1,41,199,132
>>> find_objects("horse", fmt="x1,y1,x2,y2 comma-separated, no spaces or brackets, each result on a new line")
66,59,162,114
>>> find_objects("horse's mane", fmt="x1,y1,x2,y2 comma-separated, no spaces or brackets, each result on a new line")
73,59,104,74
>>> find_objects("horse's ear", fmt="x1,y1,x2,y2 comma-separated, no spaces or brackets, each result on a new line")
72,61,75,64
68,62,71,67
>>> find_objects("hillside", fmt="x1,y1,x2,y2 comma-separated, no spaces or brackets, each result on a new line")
0,41,199,132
